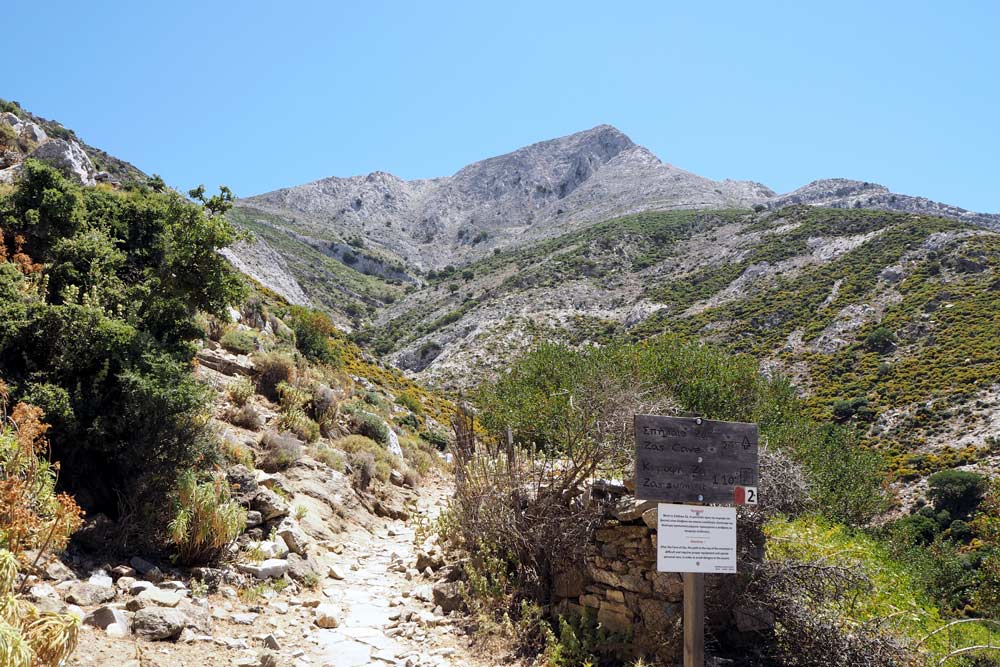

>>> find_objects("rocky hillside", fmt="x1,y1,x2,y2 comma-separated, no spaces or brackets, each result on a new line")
767,178,1000,228
363,205,1000,473
226,125,999,329
0,98,146,185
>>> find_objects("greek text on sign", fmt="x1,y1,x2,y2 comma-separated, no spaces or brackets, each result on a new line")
634,415,758,504
657,503,737,574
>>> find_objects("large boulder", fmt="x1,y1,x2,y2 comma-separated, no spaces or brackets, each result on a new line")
226,464,259,503
19,121,47,145
28,139,96,186
251,488,289,521
276,518,309,556
432,581,465,614
250,539,289,560
196,348,254,377
285,553,319,583
132,607,188,641
64,581,115,606
0,112,21,129
386,427,403,458
237,559,288,580
0,165,21,184
83,606,130,631
125,587,183,611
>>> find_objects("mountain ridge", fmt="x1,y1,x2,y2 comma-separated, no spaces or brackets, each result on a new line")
235,124,778,271
226,124,1000,329
237,124,998,267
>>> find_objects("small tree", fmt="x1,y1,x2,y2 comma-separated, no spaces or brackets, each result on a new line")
864,326,896,354
795,424,888,526
927,469,985,517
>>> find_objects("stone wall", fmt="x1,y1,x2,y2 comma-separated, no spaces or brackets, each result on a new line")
551,495,683,662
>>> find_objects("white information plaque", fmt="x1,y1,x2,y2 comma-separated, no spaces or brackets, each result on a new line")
656,503,737,574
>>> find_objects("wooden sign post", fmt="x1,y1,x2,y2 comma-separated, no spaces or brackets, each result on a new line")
683,572,704,667
634,415,759,667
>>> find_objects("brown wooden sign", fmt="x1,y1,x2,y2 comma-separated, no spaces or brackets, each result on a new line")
634,414,759,504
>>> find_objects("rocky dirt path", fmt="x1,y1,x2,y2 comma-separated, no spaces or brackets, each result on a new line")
64,477,492,667
304,481,485,667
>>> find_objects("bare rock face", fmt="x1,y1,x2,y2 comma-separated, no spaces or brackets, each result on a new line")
28,139,97,186
431,580,464,613
220,237,310,307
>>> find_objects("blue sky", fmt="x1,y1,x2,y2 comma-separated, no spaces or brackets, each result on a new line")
5,1,999,211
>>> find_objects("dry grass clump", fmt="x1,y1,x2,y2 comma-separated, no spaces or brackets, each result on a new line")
226,404,263,431
335,435,394,486
220,437,255,468
226,376,255,406
254,352,296,401
168,470,246,564
259,431,303,472
310,444,346,473
0,390,83,665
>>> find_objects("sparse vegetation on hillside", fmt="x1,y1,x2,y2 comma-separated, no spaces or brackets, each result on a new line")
226,208,408,326
447,337,900,663
366,205,1000,484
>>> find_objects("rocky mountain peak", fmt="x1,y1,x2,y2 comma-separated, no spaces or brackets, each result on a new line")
782,178,891,202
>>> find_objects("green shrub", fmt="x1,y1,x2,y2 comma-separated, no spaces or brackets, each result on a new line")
335,435,395,484
349,410,390,445
0,122,18,149
400,437,438,475
892,506,949,544
361,390,384,408
220,438,255,468
312,445,345,472
277,407,319,443
109,352,222,513
948,519,973,542
419,429,449,450
795,424,888,526
832,396,876,423
864,326,896,353
0,162,245,533
374,459,392,484
397,413,420,429
220,328,257,355
168,470,246,564
19,382,75,432
927,469,986,517
276,381,310,411
395,391,423,415
287,306,343,366
254,352,296,401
